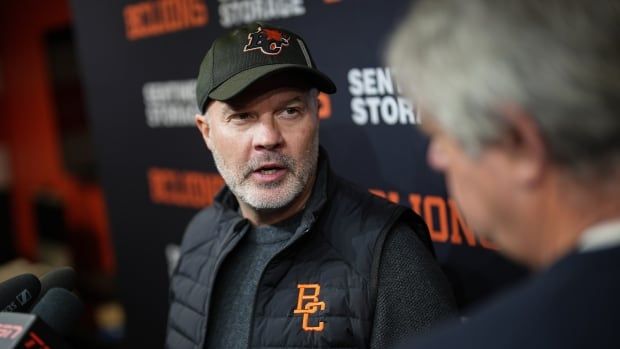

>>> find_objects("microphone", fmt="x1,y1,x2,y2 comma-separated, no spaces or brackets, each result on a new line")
32,267,76,309
0,288,83,348
40,268,75,296
31,288,83,337
0,274,41,313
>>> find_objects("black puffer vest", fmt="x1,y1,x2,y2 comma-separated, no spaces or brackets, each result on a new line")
166,151,433,349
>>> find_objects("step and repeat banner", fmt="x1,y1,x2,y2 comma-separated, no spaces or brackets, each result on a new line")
70,0,527,347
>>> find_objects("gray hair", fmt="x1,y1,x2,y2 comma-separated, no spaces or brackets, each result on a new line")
387,0,620,179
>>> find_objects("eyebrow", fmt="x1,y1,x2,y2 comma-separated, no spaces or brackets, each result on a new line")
278,96,306,109
222,94,309,115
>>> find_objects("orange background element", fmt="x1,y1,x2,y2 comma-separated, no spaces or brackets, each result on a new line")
370,189,497,249
0,0,115,273
318,93,332,120
124,0,209,41
148,167,224,209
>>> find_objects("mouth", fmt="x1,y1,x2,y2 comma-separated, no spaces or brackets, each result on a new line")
254,163,286,173
256,167,282,174
250,163,288,182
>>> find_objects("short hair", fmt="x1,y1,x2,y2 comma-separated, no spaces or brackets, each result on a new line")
387,0,620,180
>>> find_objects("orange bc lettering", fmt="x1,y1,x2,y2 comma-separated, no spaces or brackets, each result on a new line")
293,284,326,331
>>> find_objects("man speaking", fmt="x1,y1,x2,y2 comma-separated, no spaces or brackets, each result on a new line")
165,22,456,349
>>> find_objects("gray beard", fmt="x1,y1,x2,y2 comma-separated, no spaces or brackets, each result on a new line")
211,138,319,211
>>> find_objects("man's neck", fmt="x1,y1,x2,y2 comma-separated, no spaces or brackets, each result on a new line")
530,175,620,268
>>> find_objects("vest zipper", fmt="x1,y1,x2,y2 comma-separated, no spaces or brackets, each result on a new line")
246,226,311,349
202,219,248,345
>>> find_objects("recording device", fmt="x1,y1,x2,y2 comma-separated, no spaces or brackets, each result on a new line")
0,288,83,349
0,274,41,314
34,267,76,308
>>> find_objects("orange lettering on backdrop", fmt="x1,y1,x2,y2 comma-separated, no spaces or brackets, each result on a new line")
318,93,332,119
424,195,449,242
372,190,490,247
148,168,224,208
124,0,208,41
369,189,400,204
371,190,497,250
448,199,476,246
408,193,422,215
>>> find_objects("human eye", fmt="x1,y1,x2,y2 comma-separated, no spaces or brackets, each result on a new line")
279,106,303,119
227,112,254,123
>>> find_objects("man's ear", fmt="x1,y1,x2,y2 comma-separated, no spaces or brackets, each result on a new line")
498,104,548,187
195,114,212,151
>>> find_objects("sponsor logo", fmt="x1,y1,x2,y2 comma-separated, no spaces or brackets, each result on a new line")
293,284,326,332
16,290,32,306
218,0,306,28
2,302,17,312
369,189,497,249
348,67,419,126
142,79,330,127
124,0,209,41
143,79,197,128
244,26,290,55
2,290,31,312
148,168,224,208
23,331,49,349
318,93,331,119
0,324,23,340
369,189,497,250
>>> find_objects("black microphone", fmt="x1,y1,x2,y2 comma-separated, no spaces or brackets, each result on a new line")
0,288,83,348
40,267,75,295
32,267,76,309
31,288,83,338
0,274,41,313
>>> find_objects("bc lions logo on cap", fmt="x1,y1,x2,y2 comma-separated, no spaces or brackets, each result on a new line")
243,26,290,55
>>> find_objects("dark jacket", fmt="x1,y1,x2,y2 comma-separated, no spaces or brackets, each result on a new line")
399,246,620,349
166,150,450,349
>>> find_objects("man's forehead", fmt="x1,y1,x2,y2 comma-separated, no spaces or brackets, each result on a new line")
207,86,310,114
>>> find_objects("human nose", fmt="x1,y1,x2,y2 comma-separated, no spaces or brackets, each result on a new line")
253,117,283,150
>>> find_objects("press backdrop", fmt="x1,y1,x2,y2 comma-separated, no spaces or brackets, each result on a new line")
69,0,527,347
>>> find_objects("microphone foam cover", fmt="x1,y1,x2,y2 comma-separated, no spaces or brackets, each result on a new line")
40,266,76,294
0,273,41,313
32,287,84,336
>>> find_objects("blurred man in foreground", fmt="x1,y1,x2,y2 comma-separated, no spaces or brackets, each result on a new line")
388,0,620,348
165,22,456,349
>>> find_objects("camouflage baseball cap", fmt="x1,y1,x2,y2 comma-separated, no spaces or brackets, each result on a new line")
195,22,337,114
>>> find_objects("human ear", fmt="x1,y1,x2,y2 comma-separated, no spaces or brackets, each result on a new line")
195,114,213,151
497,104,548,187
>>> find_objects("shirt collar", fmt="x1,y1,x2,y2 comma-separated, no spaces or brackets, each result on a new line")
578,218,620,253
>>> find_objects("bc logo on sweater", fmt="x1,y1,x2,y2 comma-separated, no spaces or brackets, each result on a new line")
294,284,326,331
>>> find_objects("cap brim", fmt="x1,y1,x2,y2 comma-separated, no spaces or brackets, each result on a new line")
208,64,336,103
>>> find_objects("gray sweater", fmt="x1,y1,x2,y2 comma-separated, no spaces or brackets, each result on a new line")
205,215,456,349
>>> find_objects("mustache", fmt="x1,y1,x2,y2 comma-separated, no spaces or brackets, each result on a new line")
243,152,296,178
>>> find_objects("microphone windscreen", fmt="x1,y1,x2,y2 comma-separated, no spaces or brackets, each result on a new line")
0,273,41,313
31,287,84,337
40,267,76,295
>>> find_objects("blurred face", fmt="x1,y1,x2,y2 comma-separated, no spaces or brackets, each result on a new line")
422,118,529,259
197,80,319,217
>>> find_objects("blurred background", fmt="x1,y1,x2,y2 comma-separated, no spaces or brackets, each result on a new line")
0,1,122,348
0,0,528,348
